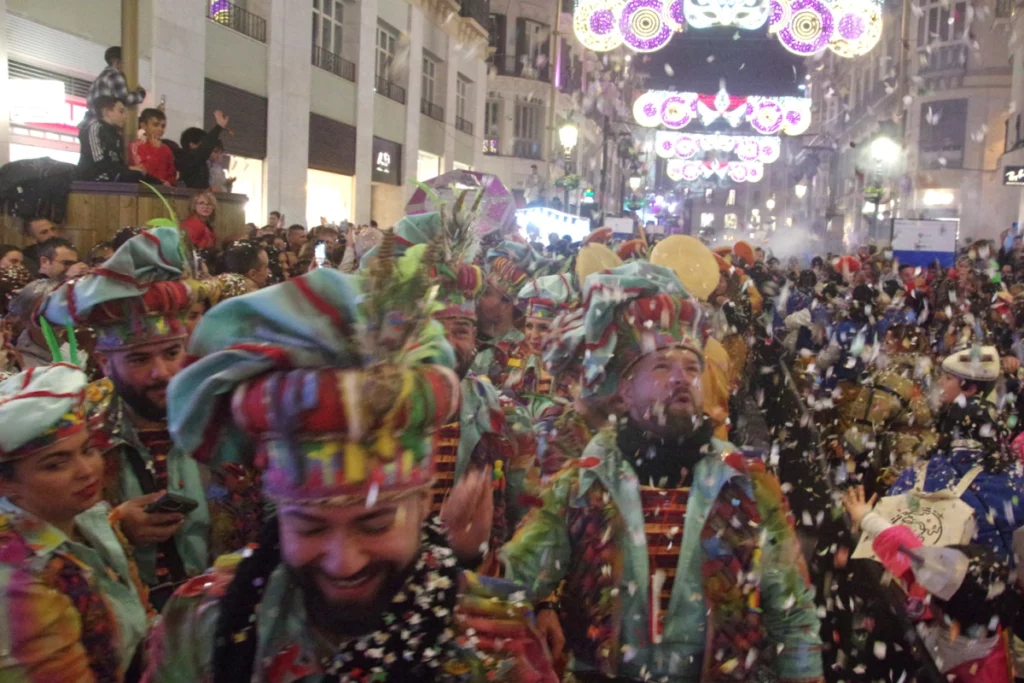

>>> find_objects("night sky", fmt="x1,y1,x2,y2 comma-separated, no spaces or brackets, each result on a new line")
638,26,809,97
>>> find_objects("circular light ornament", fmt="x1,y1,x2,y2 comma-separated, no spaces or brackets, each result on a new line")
674,135,699,159
666,160,685,181
828,0,882,58
656,136,677,158
750,99,784,134
777,0,834,55
760,138,781,163
768,0,791,33
663,0,686,31
747,162,765,182
681,162,702,181
620,0,674,52
574,0,626,52
735,138,760,161
661,94,695,128
633,91,663,127
782,103,812,135
728,163,750,183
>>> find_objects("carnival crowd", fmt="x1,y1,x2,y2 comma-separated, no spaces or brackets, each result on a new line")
3,46,1024,683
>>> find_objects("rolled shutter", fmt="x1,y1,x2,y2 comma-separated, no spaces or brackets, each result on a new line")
308,114,357,176
204,79,268,159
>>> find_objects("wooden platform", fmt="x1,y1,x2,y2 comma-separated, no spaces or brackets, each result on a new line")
1,183,249,252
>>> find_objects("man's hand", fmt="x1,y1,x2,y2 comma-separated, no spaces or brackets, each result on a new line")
536,608,566,662
441,466,493,565
214,110,230,128
65,262,91,279
1002,356,1021,374
117,491,185,546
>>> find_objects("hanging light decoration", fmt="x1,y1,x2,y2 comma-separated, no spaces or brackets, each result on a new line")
667,159,765,182
683,0,771,30
574,0,628,51
619,0,674,51
633,87,812,135
827,0,883,58
571,0,876,56
655,131,782,163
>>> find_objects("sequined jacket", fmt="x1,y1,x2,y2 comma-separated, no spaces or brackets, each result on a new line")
143,557,558,683
500,430,824,682
86,378,211,586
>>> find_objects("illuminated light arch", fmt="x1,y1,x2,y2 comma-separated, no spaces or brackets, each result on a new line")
619,0,674,52
573,0,627,51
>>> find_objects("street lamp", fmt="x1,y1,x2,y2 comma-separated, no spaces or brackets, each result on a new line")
629,175,643,192
870,136,900,164
765,196,776,211
558,123,579,211
794,182,808,199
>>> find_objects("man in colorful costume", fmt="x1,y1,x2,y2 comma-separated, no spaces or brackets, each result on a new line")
503,273,576,421
147,257,558,682
500,261,824,682
38,227,211,610
367,212,535,545
471,240,549,385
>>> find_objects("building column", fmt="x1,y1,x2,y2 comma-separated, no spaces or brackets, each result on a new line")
353,0,379,225
149,0,207,142
442,37,458,172
265,0,312,223
0,0,10,166
472,54,487,170
403,6,424,199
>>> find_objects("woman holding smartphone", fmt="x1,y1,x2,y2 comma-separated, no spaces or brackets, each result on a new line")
0,364,151,682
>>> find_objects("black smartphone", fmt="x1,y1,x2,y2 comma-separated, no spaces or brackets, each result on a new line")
145,492,199,515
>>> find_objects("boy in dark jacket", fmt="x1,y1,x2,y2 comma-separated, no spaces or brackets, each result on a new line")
77,96,150,183
175,110,229,189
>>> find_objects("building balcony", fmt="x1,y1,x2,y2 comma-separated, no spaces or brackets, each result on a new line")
375,77,406,104
312,45,355,82
421,99,444,122
490,54,550,83
916,44,968,75
208,0,267,43
480,137,543,159
456,116,474,135
460,0,491,31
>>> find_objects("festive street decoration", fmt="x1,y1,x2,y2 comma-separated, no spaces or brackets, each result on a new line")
655,131,782,164
634,86,811,135
684,0,771,30
619,0,675,51
666,159,765,182
574,0,879,56
574,0,627,51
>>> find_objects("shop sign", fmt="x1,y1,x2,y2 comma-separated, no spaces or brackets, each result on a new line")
372,136,402,185
1004,166,1024,186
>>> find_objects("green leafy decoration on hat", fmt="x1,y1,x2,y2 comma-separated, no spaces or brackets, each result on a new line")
414,183,485,279
140,181,196,279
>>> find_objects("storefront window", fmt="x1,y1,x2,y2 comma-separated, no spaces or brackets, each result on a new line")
307,168,354,227
229,156,265,226
417,151,440,182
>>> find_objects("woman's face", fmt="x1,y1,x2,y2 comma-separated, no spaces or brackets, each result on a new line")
195,196,215,220
0,250,23,269
0,431,104,525
523,316,552,356
278,252,291,280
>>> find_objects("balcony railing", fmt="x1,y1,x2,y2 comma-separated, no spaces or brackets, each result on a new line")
375,76,406,104
312,45,355,82
917,44,968,75
208,0,267,43
996,0,1013,18
513,138,543,160
456,116,474,135
421,99,444,121
489,54,550,83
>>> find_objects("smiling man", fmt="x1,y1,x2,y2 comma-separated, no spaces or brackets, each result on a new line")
147,259,557,682
498,261,824,683
39,227,212,610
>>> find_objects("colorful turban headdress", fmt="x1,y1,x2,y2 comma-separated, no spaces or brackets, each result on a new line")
169,237,461,506
0,364,89,461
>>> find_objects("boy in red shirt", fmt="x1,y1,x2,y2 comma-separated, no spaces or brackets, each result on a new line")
129,108,177,186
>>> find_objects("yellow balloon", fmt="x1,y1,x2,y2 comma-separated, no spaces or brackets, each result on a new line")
576,243,623,284
649,235,720,301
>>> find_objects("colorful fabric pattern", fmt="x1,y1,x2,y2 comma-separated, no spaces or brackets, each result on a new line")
0,364,88,459
145,522,558,683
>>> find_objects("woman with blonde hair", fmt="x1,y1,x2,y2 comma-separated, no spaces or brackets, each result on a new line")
181,191,217,249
